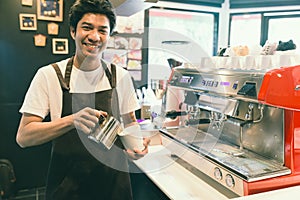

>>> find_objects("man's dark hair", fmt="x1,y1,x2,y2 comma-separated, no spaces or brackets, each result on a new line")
69,0,116,34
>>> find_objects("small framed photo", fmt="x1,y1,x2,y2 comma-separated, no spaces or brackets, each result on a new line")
103,49,127,68
129,37,142,50
127,60,142,70
37,0,63,22
114,36,129,49
128,49,142,60
52,38,68,54
22,0,33,6
19,13,37,30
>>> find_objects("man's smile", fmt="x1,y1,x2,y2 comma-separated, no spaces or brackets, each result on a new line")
83,42,101,50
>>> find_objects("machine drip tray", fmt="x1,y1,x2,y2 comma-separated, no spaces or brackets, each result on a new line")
160,126,291,182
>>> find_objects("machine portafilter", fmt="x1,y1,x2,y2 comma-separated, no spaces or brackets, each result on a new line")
165,110,211,125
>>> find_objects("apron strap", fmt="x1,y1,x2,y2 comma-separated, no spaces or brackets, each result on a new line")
64,57,73,88
101,61,121,121
52,57,115,90
51,57,120,120
51,56,73,91
101,60,117,88
51,63,70,91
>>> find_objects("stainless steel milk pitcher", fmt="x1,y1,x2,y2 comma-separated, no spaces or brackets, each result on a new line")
88,114,123,149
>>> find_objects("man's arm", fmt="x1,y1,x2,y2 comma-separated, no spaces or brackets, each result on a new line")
122,111,138,128
16,113,74,147
16,107,104,148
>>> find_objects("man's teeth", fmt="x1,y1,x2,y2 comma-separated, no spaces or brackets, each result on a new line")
86,44,98,48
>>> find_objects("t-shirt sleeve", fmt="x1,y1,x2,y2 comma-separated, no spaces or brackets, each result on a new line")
19,68,50,119
117,70,140,115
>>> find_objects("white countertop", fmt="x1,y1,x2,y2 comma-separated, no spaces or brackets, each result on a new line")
134,145,300,200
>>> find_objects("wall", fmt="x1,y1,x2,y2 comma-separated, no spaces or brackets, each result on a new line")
0,0,75,190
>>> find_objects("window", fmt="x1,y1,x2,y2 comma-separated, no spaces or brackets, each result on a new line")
147,8,217,81
229,14,261,46
267,14,300,53
229,11,300,52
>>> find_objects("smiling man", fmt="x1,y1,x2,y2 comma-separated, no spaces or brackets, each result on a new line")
16,0,149,199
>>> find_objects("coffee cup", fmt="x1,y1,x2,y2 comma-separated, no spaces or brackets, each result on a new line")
279,54,292,67
244,55,257,69
118,124,144,151
258,55,272,70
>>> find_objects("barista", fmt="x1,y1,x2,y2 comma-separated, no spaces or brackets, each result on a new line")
16,0,149,199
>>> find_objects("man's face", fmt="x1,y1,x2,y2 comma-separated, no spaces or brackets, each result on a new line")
71,13,110,60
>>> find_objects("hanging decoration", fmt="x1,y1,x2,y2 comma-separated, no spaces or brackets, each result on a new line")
34,34,47,47
47,22,59,35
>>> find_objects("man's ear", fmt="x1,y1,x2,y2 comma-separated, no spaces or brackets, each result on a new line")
70,27,75,39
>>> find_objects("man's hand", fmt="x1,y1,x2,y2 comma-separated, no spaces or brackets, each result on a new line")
125,138,151,160
73,107,107,134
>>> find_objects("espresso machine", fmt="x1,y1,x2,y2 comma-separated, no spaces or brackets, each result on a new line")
159,64,300,196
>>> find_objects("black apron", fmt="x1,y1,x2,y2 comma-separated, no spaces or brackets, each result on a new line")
46,57,133,200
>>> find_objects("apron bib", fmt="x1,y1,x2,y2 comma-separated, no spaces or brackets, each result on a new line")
45,57,133,200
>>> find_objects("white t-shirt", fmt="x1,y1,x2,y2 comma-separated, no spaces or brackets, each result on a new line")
19,58,140,121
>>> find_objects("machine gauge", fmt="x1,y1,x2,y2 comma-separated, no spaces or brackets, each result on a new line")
225,174,235,188
214,167,222,180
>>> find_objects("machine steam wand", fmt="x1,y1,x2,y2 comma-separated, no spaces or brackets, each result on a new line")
239,104,265,150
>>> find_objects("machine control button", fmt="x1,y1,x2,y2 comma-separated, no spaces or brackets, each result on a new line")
232,82,238,90
225,174,235,188
214,167,222,180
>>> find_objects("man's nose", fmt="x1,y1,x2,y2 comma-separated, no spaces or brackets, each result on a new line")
88,29,100,41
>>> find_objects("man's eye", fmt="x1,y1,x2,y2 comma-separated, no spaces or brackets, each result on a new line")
99,29,108,34
82,26,92,30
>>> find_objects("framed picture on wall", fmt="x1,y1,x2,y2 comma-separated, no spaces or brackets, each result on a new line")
114,36,129,49
103,49,127,68
37,0,63,22
52,38,68,54
127,49,142,60
128,37,142,50
22,0,33,6
127,60,142,70
19,13,37,30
